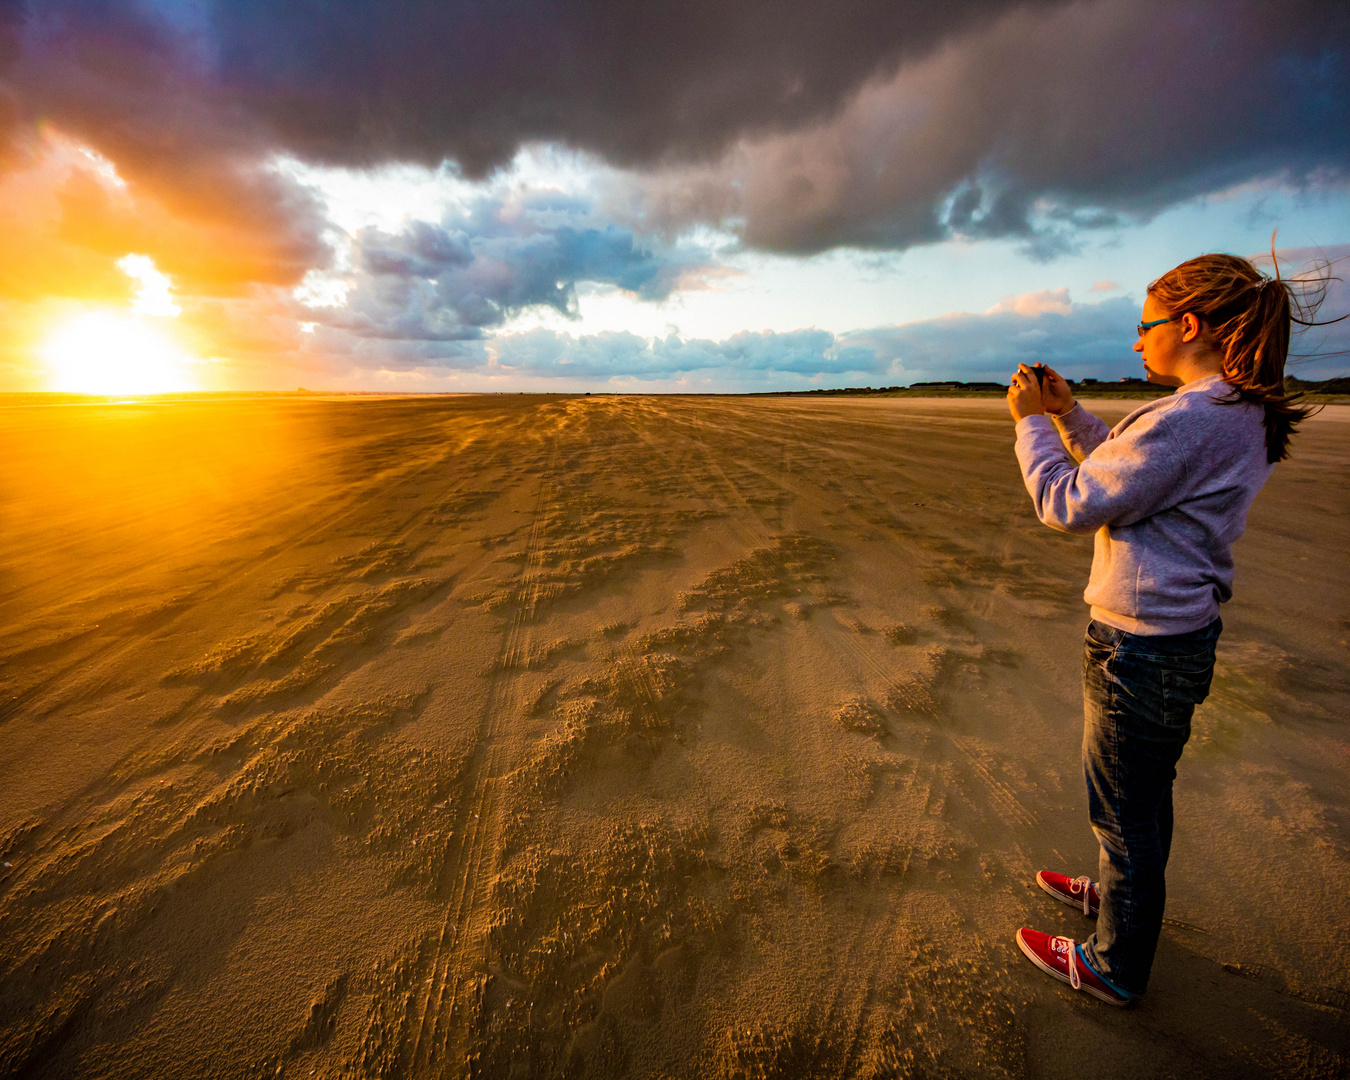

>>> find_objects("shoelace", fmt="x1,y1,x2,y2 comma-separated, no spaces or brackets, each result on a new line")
1058,936,1082,991
1069,875,1095,916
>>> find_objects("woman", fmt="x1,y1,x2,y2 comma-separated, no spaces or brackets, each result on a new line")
1005,252,1317,1005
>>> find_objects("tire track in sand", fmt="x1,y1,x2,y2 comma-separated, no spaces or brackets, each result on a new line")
399,432,562,1076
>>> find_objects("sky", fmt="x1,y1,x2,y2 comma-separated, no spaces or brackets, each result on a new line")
1,0,1347,394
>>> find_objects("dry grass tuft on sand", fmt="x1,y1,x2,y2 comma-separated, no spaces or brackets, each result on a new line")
1,393,1348,1078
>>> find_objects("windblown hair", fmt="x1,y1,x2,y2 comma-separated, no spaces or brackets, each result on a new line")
1148,251,1327,463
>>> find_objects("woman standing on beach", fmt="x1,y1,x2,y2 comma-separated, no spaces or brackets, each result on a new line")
1004,252,1317,1006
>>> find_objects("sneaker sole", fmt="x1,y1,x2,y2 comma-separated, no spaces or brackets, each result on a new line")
1036,872,1099,917
1015,930,1131,1007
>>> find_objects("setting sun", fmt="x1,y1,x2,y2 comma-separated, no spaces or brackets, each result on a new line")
40,310,198,394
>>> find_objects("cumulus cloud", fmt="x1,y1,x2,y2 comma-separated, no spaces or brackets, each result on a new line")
191,260,1349,391
296,184,719,345
304,294,1145,389
285,246,1350,389
489,327,871,382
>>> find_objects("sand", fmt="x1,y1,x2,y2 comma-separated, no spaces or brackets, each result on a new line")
1,392,1347,1079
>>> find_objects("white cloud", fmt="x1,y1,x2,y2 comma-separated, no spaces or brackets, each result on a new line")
293,269,354,309
985,287,1072,316
116,254,180,318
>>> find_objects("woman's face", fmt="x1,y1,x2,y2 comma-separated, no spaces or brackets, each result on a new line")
1133,293,1187,386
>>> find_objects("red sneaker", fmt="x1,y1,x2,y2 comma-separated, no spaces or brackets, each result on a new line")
1036,870,1099,916
1015,928,1135,1006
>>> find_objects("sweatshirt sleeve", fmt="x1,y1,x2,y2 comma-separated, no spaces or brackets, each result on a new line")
1013,410,1190,535
1051,403,1110,463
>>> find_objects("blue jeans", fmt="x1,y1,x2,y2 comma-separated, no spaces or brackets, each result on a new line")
1079,617,1221,996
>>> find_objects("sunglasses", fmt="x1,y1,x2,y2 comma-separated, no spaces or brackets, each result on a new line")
1136,315,1178,338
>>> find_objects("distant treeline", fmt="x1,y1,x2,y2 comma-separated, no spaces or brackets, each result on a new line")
763,377,1166,397
1285,376,1350,396
762,375,1350,398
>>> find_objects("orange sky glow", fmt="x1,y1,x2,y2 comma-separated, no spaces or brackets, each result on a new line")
0,129,320,394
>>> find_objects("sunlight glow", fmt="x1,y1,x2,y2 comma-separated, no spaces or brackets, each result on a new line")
41,311,197,394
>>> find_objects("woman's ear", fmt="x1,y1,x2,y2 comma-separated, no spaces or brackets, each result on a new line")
1180,312,1203,343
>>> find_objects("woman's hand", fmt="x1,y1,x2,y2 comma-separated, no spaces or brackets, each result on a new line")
1040,365,1076,417
1007,364,1046,422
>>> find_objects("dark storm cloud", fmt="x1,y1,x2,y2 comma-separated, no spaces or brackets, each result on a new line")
6,0,1041,169
208,0,1042,177
625,0,1350,254
210,0,1349,257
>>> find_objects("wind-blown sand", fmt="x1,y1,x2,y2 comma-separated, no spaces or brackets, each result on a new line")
1,393,1347,1079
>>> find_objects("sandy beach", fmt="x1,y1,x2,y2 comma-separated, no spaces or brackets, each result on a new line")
1,393,1347,1079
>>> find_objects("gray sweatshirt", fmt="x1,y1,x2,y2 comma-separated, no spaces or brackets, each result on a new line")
1014,374,1274,636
